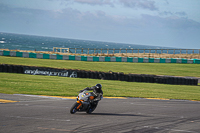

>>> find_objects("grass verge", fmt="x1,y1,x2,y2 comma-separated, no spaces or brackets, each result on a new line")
0,56,200,77
0,73,200,101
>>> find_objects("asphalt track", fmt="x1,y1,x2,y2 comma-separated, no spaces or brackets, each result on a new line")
0,93,200,133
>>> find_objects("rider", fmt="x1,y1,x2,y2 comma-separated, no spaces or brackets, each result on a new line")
80,84,103,109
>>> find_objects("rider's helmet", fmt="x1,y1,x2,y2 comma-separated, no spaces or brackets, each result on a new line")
95,84,102,89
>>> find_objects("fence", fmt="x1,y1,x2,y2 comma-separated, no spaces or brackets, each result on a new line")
53,47,200,55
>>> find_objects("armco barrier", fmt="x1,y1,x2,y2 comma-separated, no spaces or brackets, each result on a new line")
127,57,133,62
1,50,200,64
23,52,29,58
3,51,10,56
69,55,75,60
43,54,49,59
16,52,23,57
194,59,200,64
37,53,43,59
0,64,198,85
0,51,3,56
29,53,37,58
10,51,16,57
57,54,63,60
63,55,69,60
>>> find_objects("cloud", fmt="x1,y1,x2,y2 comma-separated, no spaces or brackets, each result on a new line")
74,0,114,6
38,4,200,32
119,0,158,11
58,8,118,29
164,0,169,5
159,11,173,16
52,6,200,33
1,1,198,31
0,3,12,13
175,11,187,17
140,14,200,29
71,0,158,11
1,0,200,46
159,11,187,17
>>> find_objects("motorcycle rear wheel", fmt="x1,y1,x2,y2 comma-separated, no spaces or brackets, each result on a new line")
86,104,97,114
86,107,94,114
70,103,79,114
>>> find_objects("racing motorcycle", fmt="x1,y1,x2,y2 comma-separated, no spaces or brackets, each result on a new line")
70,90,102,114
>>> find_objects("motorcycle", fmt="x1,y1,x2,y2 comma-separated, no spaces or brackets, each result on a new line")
70,90,102,114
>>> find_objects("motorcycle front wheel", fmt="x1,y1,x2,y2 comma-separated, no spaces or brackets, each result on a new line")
70,103,79,114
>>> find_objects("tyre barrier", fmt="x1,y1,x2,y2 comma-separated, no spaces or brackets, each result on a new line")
0,64,198,85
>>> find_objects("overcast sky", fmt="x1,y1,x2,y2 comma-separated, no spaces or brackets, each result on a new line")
0,0,200,48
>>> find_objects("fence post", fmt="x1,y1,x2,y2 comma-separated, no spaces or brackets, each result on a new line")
167,49,169,54
199,49,200,59
75,48,76,54
113,49,115,55
132,48,133,55
144,49,145,53
101,49,102,55
94,48,96,54
186,49,188,54
180,49,181,54
126,48,127,54
119,48,121,54
173,49,175,54
81,48,83,54
107,49,109,55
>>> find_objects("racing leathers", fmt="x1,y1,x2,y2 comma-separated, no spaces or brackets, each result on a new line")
80,86,103,110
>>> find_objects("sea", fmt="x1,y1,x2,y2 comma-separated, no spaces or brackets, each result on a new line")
0,32,198,54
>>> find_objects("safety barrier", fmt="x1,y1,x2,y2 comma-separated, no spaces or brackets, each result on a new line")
0,50,200,64
0,64,198,85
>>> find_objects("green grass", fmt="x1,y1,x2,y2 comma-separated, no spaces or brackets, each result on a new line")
0,56,200,77
0,56,200,101
0,73,200,101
